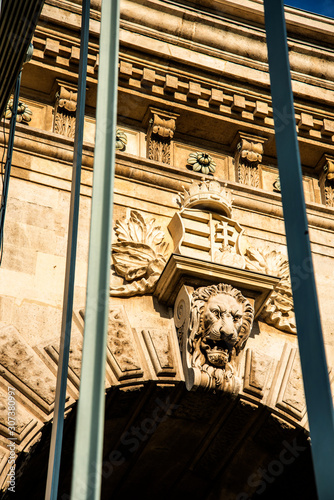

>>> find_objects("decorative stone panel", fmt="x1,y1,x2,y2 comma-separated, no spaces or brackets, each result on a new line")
141,328,176,377
0,325,57,418
243,348,276,400
275,346,306,421
106,305,144,381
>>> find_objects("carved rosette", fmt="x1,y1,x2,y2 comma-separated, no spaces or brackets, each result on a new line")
187,152,216,174
115,129,127,151
234,133,266,188
5,98,32,123
146,108,178,164
319,155,334,207
176,283,254,395
110,210,169,297
53,83,78,138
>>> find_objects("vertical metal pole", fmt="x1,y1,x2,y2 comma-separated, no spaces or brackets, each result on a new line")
44,1,90,499
70,0,120,498
0,71,21,264
263,1,334,498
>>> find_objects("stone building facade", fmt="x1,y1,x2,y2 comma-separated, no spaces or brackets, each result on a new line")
1,0,334,498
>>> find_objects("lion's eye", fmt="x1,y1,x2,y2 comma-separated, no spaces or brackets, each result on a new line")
212,309,220,318
233,315,241,322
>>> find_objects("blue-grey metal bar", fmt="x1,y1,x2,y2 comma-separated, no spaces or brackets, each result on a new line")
0,70,21,265
70,0,120,498
263,1,334,497
44,1,90,499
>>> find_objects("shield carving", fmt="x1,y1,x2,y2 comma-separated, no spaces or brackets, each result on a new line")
168,208,245,268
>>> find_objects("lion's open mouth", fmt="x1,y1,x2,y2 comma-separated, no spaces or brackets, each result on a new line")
201,338,231,367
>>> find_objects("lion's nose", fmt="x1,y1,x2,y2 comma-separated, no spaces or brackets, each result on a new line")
219,317,236,338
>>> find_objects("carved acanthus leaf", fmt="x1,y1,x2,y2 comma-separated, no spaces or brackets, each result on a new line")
245,247,296,334
110,210,169,297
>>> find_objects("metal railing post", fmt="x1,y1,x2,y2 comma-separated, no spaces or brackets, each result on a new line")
263,1,334,498
44,1,90,498
70,0,120,498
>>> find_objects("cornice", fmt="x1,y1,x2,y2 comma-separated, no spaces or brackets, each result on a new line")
2,122,334,239
120,0,334,90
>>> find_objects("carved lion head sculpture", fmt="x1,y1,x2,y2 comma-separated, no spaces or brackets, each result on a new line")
187,283,254,392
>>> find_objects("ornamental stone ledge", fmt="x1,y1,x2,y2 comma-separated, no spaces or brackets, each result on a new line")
154,253,280,316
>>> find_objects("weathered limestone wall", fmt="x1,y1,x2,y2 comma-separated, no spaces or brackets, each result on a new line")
0,0,333,495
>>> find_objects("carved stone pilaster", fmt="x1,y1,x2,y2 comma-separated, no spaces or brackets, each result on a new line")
319,155,334,207
145,108,178,164
53,82,77,138
233,132,266,188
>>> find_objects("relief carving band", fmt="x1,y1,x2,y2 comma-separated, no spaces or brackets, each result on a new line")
186,283,254,394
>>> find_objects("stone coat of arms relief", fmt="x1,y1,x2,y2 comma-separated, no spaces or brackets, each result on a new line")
109,178,299,396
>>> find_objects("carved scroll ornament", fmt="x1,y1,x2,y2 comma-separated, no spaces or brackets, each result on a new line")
110,210,169,297
185,283,254,394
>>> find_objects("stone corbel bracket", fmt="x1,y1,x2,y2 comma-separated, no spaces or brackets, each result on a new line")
144,107,179,164
53,80,78,138
155,254,280,394
317,153,334,207
233,131,267,188
54,80,78,111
